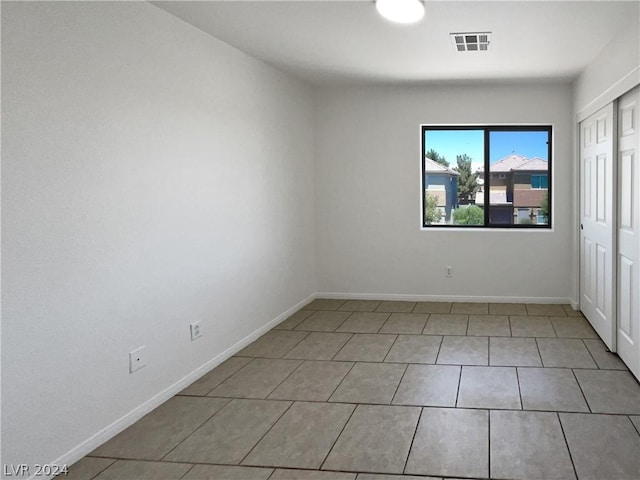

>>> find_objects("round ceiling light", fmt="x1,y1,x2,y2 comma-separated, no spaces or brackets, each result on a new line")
376,0,425,24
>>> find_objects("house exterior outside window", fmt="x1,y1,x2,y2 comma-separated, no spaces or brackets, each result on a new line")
475,154,549,225
424,157,459,224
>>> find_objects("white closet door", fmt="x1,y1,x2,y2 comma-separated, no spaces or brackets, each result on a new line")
617,86,640,380
580,103,616,349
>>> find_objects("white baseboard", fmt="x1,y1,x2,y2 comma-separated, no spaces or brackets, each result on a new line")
316,291,572,305
38,292,316,480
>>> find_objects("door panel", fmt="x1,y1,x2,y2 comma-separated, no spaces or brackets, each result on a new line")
580,103,616,349
617,86,640,380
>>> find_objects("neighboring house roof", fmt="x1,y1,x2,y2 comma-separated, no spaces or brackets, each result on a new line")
477,154,548,173
513,157,548,171
425,157,460,176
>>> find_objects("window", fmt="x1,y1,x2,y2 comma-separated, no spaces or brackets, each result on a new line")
531,174,548,189
422,125,551,228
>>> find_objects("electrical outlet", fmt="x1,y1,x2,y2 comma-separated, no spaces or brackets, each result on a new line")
446,266,453,278
129,346,146,373
190,321,202,341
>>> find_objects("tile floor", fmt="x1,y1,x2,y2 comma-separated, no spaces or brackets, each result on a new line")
67,300,640,480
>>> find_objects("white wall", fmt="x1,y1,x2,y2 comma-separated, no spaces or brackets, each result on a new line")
315,83,574,302
574,10,640,120
1,1,315,472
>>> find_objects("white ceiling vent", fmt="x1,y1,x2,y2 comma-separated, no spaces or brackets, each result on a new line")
451,32,491,52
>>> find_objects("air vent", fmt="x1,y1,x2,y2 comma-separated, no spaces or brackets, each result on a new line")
451,32,491,52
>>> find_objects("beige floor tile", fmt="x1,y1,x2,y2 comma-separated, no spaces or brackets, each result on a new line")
489,303,527,315
437,336,488,365
375,301,416,313
509,315,556,338
322,405,421,474
272,470,356,479
274,310,314,330
490,410,575,480
339,300,381,312
378,313,428,334
182,465,273,480
336,312,389,333
457,366,521,409
574,369,640,414
236,330,309,358
562,304,584,317
413,301,451,314
582,338,628,370
329,362,406,404
406,408,488,479
518,367,589,412
550,316,598,338
180,357,252,396
64,457,115,480
243,402,355,469
560,413,640,480
91,397,229,460
283,332,352,360
392,364,460,407
164,399,291,464
526,304,567,316
93,460,192,480
536,338,597,369
268,361,354,401
467,315,510,337
423,314,468,335
305,299,347,311
296,311,351,331
489,337,542,366
333,334,397,362
451,302,488,314
209,358,302,398
384,335,441,364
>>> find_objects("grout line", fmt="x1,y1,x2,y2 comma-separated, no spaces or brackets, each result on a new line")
318,403,359,471
238,400,296,465
571,368,593,413
326,361,358,402
202,357,257,396
628,416,640,437
433,334,444,365
329,333,355,361
278,331,312,359
454,365,463,407
263,360,305,399
389,363,410,405
381,334,400,363
534,338,546,368
177,464,197,480
514,367,524,410
160,397,234,461
581,338,601,369
556,411,579,480
402,406,423,474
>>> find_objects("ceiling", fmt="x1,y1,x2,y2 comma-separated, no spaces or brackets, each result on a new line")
153,1,639,86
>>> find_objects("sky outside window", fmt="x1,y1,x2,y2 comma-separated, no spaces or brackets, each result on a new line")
489,130,549,162
424,130,484,171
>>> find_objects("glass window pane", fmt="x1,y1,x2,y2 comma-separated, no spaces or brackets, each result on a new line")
488,130,550,226
423,129,484,226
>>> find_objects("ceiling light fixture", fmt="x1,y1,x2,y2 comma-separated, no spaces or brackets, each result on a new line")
376,0,425,24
